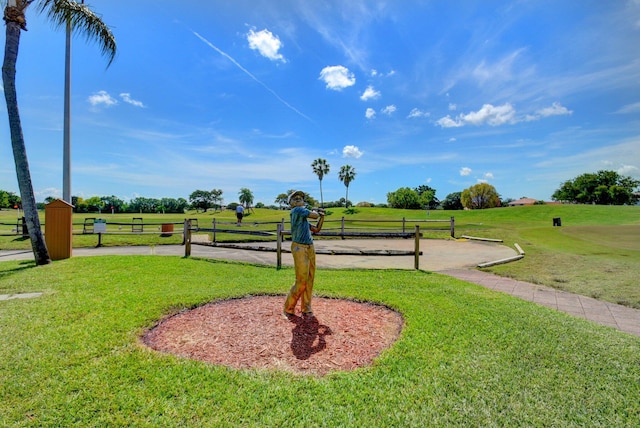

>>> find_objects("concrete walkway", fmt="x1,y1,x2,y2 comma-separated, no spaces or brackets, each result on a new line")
1,240,638,337
439,269,640,337
0,292,43,301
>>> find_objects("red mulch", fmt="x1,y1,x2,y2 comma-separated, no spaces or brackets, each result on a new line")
142,295,404,377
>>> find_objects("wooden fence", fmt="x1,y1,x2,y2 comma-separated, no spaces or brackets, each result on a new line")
194,217,456,270
0,217,27,236
185,220,426,270
202,216,455,243
1,216,456,270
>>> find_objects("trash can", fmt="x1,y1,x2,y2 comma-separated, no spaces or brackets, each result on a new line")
161,223,174,237
45,199,74,260
553,217,562,227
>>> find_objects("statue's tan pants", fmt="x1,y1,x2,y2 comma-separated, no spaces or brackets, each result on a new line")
284,242,316,314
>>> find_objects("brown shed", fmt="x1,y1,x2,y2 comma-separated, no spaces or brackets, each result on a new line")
45,199,74,260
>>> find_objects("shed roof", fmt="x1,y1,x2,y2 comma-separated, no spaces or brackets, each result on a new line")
508,197,538,206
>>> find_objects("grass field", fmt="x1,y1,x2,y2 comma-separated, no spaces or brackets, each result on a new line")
462,205,640,309
1,204,638,307
1,256,639,426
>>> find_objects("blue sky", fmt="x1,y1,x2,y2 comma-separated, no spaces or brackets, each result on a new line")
1,0,639,206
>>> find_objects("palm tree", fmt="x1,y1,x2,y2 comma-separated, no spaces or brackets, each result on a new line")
238,188,254,209
2,0,116,265
311,158,330,208
338,165,356,208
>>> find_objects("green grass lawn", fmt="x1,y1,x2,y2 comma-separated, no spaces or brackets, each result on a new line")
1,256,638,426
462,205,640,308
1,204,638,307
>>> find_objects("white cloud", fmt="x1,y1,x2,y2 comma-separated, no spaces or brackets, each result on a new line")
534,140,640,182
381,105,396,115
194,31,310,121
370,68,395,78
472,49,525,85
615,101,640,114
448,137,456,142
436,115,464,128
484,172,494,179
437,101,573,128
88,90,117,107
524,102,572,122
360,85,380,101
449,103,457,111
120,93,145,108
618,164,639,176
319,65,356,90
365,108,376,119
436,103,516,127
247,28,286,62
407,108,429,118
36,187,60,201
462,103,516,126
460,167,472,176
537,102,572,117
342,145,363,158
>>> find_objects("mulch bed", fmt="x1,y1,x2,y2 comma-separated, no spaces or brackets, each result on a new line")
142,295,404,377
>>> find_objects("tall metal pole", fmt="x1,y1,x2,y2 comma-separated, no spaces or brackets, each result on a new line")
63,1,84,204
62,17,71,203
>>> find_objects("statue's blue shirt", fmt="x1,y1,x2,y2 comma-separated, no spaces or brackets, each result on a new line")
290,206,313,245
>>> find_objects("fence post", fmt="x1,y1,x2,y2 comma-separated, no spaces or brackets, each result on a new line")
341,216,345,240
184,219,191,257
212,218,217,244
450,216,455,238
276,223,282,270
17,216,27,235
414,225,420,270
402,217,406,233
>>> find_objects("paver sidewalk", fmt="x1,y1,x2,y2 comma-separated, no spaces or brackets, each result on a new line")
0,292,43,301
439,268,640,337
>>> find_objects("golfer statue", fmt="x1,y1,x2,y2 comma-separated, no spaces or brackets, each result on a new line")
283,190,324,319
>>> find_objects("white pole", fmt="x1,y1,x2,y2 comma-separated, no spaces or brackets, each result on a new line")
62,16,72,203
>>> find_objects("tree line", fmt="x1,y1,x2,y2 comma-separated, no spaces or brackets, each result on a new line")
385,170,638,210
311,158,501,211
552,170,639,205
0,190,21,210
2,169,636,215
385,183,499,210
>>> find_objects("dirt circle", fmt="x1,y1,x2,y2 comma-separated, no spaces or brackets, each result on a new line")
142,295,404,376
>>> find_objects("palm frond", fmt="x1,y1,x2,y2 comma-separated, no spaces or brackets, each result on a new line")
36,0,116,66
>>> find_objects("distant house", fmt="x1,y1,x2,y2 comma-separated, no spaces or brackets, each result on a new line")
508,197,538,206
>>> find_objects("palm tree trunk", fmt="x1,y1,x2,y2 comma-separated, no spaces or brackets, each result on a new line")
3,18,52,265
319,179,324,208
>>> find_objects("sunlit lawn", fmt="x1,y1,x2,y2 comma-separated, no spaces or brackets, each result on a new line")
1,256,639,426
2,204,638,307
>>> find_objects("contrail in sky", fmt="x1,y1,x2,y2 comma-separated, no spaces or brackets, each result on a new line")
193,31,313,122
